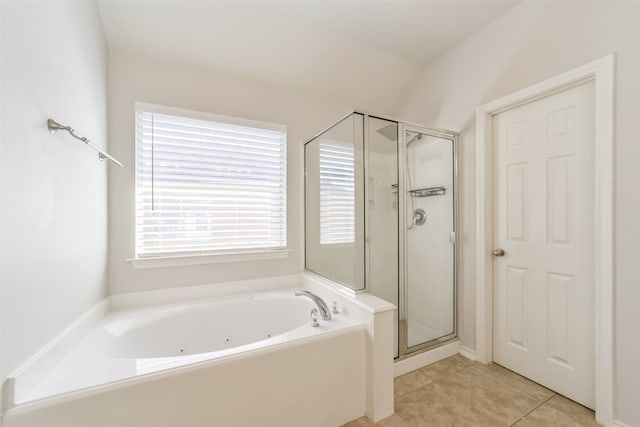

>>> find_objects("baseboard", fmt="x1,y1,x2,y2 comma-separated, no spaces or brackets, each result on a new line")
459,345,478,361
613,420,634,427
394,340,460,377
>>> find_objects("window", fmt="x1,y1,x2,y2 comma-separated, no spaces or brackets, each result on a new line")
319,141,355,244
135,104,286,258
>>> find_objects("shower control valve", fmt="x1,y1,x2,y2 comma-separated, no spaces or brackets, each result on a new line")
310,308,320,328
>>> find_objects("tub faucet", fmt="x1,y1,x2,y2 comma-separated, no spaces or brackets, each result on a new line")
295,290,332,321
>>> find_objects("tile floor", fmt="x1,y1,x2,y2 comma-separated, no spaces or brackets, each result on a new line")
342,354,599,427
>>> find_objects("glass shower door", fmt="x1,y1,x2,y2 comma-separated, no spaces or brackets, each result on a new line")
401,126,456,352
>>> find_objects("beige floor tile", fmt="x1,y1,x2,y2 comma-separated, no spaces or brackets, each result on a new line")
394,369,435,398
418,354,475,383
394,380,499,427
474,363,555,402
347,355,598,427
394,354,474,399
436,366,549,425
515,394,599,426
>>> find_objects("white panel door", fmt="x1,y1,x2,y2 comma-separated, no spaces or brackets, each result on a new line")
492,81,595,408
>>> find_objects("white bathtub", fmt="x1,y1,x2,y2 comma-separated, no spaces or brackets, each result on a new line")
3,273,395,427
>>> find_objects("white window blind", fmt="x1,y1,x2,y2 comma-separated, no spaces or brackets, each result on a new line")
319,142,355,244
135,106,287,257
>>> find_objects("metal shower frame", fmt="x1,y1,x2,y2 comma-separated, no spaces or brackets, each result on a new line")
303,111,460,359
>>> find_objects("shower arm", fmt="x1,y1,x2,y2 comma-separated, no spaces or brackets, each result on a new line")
47,119,124,167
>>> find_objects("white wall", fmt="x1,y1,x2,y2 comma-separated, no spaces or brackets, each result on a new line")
395,2,640,425
107,52,354,294
0,0,108,381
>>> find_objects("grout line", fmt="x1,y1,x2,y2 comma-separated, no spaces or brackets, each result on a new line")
509,393,557,426
393,382,431,401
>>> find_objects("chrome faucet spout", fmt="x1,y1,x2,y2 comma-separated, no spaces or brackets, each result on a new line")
295,290,332,321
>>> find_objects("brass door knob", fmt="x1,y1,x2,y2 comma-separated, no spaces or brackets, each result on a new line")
493,248,506,257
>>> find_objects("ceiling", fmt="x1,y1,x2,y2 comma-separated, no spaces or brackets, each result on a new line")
97,1,517,110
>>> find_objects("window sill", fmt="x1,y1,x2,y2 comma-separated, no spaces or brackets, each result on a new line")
127,249,292,269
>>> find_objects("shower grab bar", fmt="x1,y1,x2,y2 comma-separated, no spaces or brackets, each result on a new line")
47,119,123,167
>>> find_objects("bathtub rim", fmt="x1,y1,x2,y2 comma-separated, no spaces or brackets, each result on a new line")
109,272,395,316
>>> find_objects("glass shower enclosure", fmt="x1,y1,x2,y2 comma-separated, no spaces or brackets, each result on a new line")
304,112,458,358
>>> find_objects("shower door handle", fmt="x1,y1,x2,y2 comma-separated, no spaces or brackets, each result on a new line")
492,248,506,257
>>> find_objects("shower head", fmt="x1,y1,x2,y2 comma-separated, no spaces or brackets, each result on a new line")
376,124,423,146
376,124,398,142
